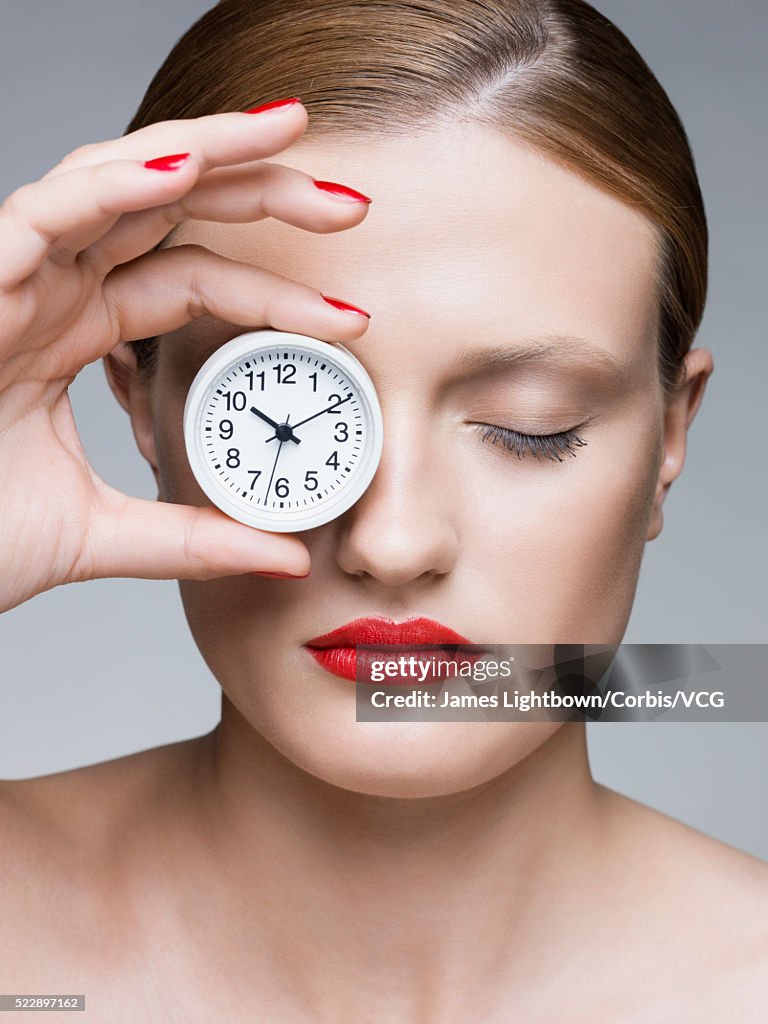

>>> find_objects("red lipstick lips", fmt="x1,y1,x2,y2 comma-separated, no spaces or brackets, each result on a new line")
304,616,484,683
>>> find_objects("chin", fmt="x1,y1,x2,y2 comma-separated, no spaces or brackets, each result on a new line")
267,718,566,799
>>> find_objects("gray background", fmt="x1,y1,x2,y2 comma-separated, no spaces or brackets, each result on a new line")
0,2,765,857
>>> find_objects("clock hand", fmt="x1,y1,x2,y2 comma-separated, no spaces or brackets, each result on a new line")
265,393,354,442
250,405,301,444
264,412,290,502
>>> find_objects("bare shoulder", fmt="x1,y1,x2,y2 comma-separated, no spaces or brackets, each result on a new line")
596,784,768,1015
0,735,206,842
599,781,768,890
0,736,210,973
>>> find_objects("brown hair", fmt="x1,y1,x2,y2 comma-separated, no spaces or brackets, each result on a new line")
125,0,707,397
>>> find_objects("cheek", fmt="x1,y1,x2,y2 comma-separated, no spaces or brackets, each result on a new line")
151,374,208,504
461,413,662,642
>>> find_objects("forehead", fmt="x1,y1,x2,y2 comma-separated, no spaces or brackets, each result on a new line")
166,121,660,374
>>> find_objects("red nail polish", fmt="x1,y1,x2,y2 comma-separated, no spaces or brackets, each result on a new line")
313,180,372,204
244,97,302,115
322,295,371,318
251,570,311,578
143,152,190,171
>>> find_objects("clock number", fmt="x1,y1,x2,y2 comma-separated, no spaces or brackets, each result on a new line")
304,470,319,491
327,394,343,413
245,370,265,391
247,470,262,490
325,451,340,470
224,391,247,411
226,448,241,468
275,477,290,498
334,421,349,442
308,372,318,392
218,419,234,440
273,363,296,384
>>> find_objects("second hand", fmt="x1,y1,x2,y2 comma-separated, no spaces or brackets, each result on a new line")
264,412,290,502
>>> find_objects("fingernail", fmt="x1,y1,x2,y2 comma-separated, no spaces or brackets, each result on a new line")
322,295,371,318
313,180,372,204
250,570,311,578
144,152,190,171
244,96,302,115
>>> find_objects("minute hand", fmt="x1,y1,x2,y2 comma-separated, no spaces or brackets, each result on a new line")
289,393,353,431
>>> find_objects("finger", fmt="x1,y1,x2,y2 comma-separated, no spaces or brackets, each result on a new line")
41,102,307,179
0,156,199,289
102,244,371,351
84,487,311,582
0,102,308,287
84,160,371,275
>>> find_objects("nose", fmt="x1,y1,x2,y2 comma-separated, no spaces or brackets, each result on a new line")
333,409,460,586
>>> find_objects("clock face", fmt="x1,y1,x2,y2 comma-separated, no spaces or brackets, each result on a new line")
184,330,384,532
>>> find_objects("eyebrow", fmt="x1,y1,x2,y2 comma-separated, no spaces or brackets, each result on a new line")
450,335,631,377
193,330,634,386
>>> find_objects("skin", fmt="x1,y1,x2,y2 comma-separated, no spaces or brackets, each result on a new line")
0,104,766,1021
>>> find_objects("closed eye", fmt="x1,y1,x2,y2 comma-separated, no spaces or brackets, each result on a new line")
473,423,589,462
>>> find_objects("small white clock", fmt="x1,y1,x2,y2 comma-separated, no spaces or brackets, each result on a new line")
183,329,384,532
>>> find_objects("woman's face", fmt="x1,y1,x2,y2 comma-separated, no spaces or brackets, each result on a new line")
132,123,667,797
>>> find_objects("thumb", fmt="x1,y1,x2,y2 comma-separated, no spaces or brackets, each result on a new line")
83,489,311,582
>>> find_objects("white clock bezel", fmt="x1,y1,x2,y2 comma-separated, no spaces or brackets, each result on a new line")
183,329,384,533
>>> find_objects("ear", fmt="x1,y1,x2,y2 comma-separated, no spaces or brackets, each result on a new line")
102,342,160,488
647,347,714,541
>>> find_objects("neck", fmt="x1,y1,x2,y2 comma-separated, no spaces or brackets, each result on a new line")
183,699,608,1020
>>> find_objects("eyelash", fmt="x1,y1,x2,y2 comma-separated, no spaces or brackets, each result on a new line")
475,423,589,462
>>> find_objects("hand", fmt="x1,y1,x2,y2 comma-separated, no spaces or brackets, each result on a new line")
0,102,372,614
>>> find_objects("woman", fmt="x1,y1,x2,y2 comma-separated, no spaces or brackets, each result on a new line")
0,0,765,1019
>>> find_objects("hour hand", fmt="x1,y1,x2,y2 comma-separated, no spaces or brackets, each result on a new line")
250,405,301,444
